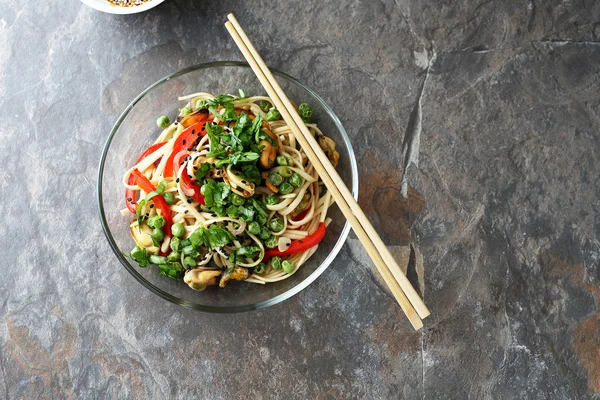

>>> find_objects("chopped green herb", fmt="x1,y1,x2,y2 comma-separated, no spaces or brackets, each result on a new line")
130,246,150,267
266,108,281,121
260,100,271,112
157,262,184,279
195,162,212,181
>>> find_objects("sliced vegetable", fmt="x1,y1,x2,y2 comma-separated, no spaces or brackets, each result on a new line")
263,222,326,261
163,120,207,177
125,142,167,213
130,169,173,254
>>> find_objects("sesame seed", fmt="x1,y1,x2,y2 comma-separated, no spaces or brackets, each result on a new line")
241,180,246,184
286,243,290,247
211,213,217,217
176,178,180,183
182,140,186,145
187,199,192,204
184,210,189,214
150,204,154,208
127,197,132,201
191,130,195,135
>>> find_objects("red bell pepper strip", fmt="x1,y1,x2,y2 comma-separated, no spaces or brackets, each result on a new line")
130,169,173,255
181,171,205,205
173,151,206,205
163,119,208,178
125,142,167,213
263,222,327,261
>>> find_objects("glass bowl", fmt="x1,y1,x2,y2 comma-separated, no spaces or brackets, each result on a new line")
97,61,358,312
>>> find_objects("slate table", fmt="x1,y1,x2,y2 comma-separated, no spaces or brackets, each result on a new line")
2,1,599,398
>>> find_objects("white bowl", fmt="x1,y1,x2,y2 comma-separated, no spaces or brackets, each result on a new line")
80,0,164,14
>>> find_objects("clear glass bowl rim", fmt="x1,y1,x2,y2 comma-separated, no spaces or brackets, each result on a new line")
97,61,359,313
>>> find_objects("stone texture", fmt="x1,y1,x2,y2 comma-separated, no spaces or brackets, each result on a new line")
1,0,599,398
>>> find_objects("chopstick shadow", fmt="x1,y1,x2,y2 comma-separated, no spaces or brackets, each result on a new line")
406,243,424,299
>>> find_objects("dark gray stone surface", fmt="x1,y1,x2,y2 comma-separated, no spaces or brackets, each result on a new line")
1,0,599,398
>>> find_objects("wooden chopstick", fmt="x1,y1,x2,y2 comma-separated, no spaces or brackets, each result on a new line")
225,14,430,329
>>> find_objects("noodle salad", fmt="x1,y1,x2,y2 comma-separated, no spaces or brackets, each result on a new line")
122,90,340,291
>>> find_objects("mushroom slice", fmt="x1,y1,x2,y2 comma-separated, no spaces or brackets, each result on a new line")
184,268,221,291
219,267,250,288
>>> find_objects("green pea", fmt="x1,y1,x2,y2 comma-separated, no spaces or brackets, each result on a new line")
231,193,245,206
279,166,292,178
282,260,294,274
279,182,293,195
151,227,164,242
181,105,192,115
162,191,175,205
166,251,180,262
266,108,281,121
286,156,294,166
266,195,279,205
265,235,278,248
271,256,283,270
269,218,284,232
269,173,283,187
180,239,191,247
248,221,261,235
289,172,303,188
254,263,266,274
183,256,197,269
259,227,271,240
171,223,185,238
298,103,313,123
170,237,181,252
147,215,166,229
156,115,171,128
277,156,288,166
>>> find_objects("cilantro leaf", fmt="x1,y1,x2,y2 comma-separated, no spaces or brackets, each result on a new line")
237,205,255,222
206,123,226,159
195,162,212,181
237,246,260,257
206,225,235,248
189,227,209,249
157,262,184,279
241,164,262,185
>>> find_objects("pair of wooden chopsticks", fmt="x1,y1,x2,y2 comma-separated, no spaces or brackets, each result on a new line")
225,14,430,330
